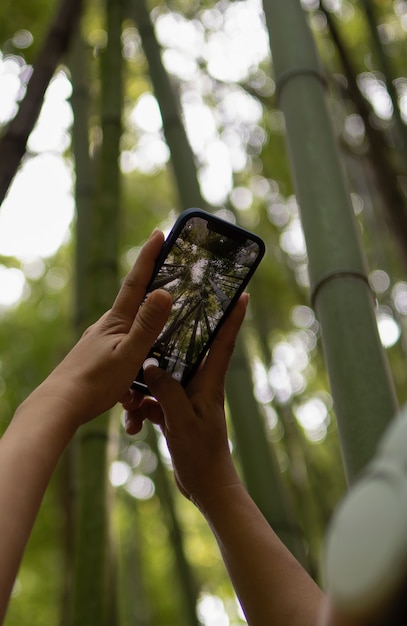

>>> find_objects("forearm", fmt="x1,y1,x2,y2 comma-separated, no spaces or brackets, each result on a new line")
137,300,324,623
199,483,323,626
0,387,78,623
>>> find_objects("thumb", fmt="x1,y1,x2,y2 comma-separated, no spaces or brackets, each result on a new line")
144,365,192,428
144,365,180,401
127,289,172,354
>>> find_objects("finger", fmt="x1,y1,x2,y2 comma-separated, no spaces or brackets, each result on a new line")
120,388,144,410
124,396,164,434
110,229,165,329
190,293,249,393
123,411,145,435
144,366,194,433
123,288,172,363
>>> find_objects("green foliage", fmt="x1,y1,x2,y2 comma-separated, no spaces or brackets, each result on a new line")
0,0,55,61
0,246,73,623
121,169,176,250
5,471,65,626
0,245,73,433
2,0,407,623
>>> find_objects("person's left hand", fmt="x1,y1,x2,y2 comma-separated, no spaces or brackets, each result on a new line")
28,229,172,428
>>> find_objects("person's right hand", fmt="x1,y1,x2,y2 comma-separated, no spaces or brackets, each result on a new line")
19,229,172,430
122,294,249,509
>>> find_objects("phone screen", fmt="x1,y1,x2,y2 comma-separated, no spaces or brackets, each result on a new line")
132,212,264,392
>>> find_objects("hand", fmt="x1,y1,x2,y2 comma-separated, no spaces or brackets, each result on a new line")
27,229,172,427
123,295,326,626
122,293,249,508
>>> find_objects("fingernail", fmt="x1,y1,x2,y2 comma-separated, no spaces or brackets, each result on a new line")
120,389,132,405
144,364,165,384
148,228,162,240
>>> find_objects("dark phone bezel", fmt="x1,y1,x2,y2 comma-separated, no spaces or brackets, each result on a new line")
131,208,265,394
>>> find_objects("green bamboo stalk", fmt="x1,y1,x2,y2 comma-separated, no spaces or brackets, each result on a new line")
145,423,201,626
129,0,207,212
117,493,152,626
0,0,83,206
63,27,95,626
69,0,124,623
321,3,407,273
277,403,330,574
131,0,309,567
359,0,407,165
262,0,398,482
69,31,95,333
248,286,339,569
225,335,309,568
71,417,112,626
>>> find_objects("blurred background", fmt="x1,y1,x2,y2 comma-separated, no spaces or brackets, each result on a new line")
1,0,407,624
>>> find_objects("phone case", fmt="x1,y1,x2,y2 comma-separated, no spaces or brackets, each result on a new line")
132,208,265,393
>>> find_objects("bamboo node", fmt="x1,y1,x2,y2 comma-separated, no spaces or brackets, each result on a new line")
311,269,371,309
276,67,327,102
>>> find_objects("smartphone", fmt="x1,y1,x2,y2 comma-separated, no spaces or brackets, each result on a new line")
132,208,265,393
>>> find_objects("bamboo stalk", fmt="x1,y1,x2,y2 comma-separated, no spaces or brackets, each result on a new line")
117,493,152,626
359,0,407,165
262,0,398,481
146,423,201,626
131,0,312,568
321,3,407,273
63,27,95,626
129,0,207,211
70,0,124,622
225,337,309,568
69,31,95,333
0,0,83,206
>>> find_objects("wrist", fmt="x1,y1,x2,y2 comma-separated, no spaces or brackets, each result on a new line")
191,465,244,517
14,379,82,440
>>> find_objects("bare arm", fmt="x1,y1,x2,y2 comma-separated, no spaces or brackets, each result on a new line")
198,481,322,625
0,229,172,624
124,296,323,625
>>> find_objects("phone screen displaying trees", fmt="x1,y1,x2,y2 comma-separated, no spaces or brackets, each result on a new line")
133,215,263,391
